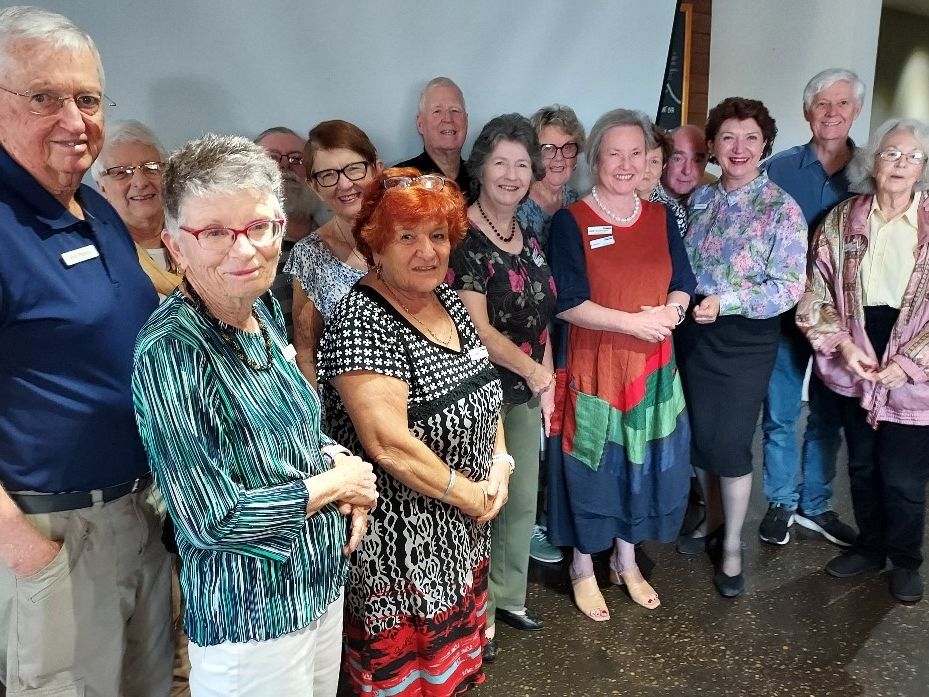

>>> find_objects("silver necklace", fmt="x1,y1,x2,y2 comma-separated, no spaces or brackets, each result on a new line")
591,186,641,225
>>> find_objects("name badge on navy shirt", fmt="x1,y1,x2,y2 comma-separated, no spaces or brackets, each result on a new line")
282,343,297,362
468,345,489,361
61,244,99,267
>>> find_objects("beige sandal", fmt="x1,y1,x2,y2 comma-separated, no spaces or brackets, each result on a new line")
572,575,610,621
611,567,661,610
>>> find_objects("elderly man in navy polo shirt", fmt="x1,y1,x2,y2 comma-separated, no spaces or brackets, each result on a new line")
758,68,866,549
0,7,172,696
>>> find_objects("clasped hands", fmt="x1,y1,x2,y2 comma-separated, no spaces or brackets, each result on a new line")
330,453,378,555
838,340,908,390
630,303,684,342
471,459,511,525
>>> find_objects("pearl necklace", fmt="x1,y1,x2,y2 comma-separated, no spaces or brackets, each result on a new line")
381,279,454,347
591,186,641,225
477,199,517,243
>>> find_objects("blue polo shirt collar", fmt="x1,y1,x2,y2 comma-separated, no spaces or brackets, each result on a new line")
0,144,86,230
798,138,857,170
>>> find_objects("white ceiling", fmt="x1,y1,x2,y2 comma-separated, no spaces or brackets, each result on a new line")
884,0,929,16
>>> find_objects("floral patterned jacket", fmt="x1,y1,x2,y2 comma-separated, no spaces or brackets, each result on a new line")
796,192,929,426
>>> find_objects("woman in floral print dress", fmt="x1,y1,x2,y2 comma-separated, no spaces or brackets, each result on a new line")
675,97,808,598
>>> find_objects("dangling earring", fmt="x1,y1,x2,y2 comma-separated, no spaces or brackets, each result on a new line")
375,263,383,280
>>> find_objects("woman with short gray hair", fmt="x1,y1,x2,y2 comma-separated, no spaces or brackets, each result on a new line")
133,133,377,695
546,108,695,620
449,113,554,660
516,104,587,249
797,117,929,604
93,120,179,296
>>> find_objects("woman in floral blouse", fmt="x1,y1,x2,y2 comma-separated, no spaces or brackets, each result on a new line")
675,97,807,598
448,113,556,661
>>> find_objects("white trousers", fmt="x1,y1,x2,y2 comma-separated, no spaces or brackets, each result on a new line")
188,591,343,697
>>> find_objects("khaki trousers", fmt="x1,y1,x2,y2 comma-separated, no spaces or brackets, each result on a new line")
0,486,174,697
487,398,541,622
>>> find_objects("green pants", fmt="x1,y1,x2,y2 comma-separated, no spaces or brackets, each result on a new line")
487,398,541,624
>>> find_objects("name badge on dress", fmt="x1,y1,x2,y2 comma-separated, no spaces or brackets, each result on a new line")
531,249,546,267
282,344,298,362
61,244,100,267
692,203,708,211
587,225,613,236
589,235,615,249
468,345,489,361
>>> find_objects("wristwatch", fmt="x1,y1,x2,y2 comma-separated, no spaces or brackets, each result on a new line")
670,303,686,326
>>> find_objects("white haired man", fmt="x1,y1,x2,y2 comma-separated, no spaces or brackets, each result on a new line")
0,6,172,695
395,76,474,201
758,68,866,548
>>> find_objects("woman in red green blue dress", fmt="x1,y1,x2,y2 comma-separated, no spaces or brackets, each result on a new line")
547,108,696,620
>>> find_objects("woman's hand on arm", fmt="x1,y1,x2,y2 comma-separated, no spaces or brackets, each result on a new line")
692,295,720,324
331,371,487,518
876,361,907,390
292,282,324,389
457,290,552,394
838,340,878,381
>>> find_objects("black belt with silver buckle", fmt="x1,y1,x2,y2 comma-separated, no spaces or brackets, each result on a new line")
10,474,152,514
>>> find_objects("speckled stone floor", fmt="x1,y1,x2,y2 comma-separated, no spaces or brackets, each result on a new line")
338,413,929,696
476,423,929,697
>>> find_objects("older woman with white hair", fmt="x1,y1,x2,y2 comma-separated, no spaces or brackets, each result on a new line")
797,117,929,604
132,133,377,696
547,108,695,620
93,120,180,296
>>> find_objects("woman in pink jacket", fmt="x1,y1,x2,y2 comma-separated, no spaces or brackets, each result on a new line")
797,117,929,604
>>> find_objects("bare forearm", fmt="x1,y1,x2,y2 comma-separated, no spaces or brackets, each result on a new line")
0,484,52,572
557,300,629,333
477,323,543,384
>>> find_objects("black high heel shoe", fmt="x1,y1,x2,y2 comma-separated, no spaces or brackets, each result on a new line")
713,549,744,598
677,523,725,556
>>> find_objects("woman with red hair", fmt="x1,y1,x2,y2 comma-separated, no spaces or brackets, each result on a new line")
318,168,511,695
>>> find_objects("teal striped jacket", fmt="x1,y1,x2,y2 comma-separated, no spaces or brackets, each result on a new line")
132,290,348,646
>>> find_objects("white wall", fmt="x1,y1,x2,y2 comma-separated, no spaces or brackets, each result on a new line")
708,0,881,158
35,0,677,163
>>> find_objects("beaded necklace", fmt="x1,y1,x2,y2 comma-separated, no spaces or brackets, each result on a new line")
183,280,274,371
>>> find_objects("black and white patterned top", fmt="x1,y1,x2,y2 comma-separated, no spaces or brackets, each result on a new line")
317,283,502,631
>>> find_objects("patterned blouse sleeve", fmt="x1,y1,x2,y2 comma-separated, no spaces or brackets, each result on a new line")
718,197,809,319
283,237,319,300
447,231,490,294
133,338,310,563
549,208,590,313
318,291,412,383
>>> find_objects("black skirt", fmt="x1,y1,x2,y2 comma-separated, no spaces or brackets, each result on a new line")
675,314,781,477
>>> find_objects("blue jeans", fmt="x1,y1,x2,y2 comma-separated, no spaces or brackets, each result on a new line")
761,333,842,515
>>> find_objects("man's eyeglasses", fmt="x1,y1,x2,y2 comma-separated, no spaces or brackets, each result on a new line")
540,142,579,160
180,218,285,252
0,85,115,116
877,149,928,165
383,174,446,191
311,161,370,187
102,162,165,181
267,150,304,167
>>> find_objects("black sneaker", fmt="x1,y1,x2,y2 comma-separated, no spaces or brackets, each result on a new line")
759,504,794,545
794,509,857,547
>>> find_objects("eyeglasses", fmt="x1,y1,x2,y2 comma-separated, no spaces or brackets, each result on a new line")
267,150,304,167
311,161,370,187
877,149,927,165
0,85,115,116
540,142,579,160
383,174,446,191
180,218,285,252
102,161,165,181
